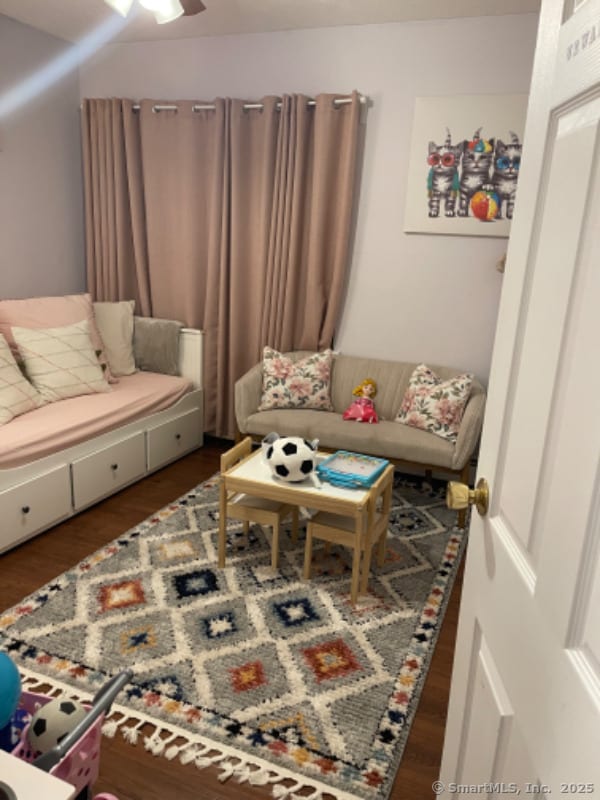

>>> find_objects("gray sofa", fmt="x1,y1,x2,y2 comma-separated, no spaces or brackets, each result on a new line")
235,352,486,487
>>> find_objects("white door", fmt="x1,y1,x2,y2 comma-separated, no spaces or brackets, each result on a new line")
439,0,600,795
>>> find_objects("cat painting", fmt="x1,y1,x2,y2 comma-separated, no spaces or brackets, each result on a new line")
491,131,522,219
405,94,528,235
427,129,465,218
457,128,495,217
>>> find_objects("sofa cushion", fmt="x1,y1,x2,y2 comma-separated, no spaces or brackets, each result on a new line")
0,334,45,425
258,346,334,411
12,320,111,403
0,293,115,382
93,300,137,377
243,410,455,469
395,364,473,442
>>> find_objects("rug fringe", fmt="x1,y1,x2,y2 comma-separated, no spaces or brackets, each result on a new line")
121,721,144,745
90,706,346,799
17,653,373,800
106,705,360,800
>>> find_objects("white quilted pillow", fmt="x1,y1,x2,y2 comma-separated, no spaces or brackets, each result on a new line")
0,334,44,425
12,320,110,403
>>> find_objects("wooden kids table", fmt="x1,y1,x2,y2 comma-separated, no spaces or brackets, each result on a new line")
218,446,394,603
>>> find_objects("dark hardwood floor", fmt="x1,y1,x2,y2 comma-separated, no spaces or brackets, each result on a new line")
0,437,463,800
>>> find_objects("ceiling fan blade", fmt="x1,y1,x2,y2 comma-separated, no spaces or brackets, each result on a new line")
104,0,135,16
180,0,206,15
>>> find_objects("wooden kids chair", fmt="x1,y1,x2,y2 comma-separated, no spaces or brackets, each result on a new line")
220,437,299,569
303,465,394,603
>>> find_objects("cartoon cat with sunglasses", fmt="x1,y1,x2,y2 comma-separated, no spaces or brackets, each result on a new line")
457,127,495,217
427,129,465,217
491,132,522,219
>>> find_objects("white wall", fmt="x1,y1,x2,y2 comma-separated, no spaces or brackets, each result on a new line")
81,13,539,383
0,15,85,300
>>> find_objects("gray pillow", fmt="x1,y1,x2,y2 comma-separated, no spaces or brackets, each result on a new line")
133,316,183,376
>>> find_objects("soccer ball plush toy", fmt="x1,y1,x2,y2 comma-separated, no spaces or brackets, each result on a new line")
262,433,318,482
27,696,87,754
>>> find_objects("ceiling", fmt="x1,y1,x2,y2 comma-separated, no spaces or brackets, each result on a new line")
0,0,540,44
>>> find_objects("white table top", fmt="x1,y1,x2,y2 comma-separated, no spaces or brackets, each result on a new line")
0,751,75,800
227,449,371,504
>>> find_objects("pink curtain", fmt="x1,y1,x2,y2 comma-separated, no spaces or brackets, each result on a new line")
81,99,152,315
81,93,363,438
137,99,229,432
260,92,362,351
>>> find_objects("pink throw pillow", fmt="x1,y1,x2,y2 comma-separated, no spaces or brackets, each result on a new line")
0,294,115,383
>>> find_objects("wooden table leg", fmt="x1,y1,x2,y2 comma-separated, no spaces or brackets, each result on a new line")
303,524,313,580
360,525,374,596
271,521,280,570
350,511,365,604
218,478,227,568
377,476,393,567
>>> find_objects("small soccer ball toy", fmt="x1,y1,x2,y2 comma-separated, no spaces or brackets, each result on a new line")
27,696,87,755
262,433,318,482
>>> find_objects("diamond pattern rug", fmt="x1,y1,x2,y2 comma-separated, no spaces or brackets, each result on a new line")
0,471,465,800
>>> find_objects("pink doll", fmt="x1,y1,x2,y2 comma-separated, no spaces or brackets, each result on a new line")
342,378,379,423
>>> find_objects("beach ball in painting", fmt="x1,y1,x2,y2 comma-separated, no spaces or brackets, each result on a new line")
470,186,499,221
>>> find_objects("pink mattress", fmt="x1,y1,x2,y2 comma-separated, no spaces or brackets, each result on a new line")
0,372,193,469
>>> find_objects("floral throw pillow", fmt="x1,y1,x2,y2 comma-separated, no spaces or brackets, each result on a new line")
258,347,334,411
395,364,473,442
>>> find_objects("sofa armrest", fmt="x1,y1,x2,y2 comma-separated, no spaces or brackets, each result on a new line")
452,389,486,470
178,328,203,389
235,362,263,433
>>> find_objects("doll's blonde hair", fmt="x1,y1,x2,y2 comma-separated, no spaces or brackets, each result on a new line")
352,378,377,397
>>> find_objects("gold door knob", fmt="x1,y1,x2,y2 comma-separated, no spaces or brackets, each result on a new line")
446,478,489,517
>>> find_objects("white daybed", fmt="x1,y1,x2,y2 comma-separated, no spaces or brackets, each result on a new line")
0,328,204,554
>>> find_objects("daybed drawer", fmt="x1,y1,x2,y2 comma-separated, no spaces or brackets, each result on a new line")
147,408,202,471
0,465,71,553
71,432,146,510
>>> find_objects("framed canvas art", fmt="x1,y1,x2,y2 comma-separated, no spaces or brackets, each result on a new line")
403,94,529,237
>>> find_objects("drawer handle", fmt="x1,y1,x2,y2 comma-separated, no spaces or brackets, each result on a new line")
22,505,31,515
111,463,119,471
175,433,181,441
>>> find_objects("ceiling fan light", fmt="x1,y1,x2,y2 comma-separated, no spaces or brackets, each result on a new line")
153,0,185,23
104,0,135,16
138,0,163,9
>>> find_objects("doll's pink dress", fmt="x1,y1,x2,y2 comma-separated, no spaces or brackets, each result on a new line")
342,397,378,423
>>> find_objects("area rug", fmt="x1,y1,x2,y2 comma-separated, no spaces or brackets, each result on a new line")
0,471,465,800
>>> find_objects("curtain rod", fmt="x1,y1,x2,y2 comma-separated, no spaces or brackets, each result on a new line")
130,95,367,113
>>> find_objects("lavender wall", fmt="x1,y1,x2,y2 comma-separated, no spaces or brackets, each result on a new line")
0,15,84,300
